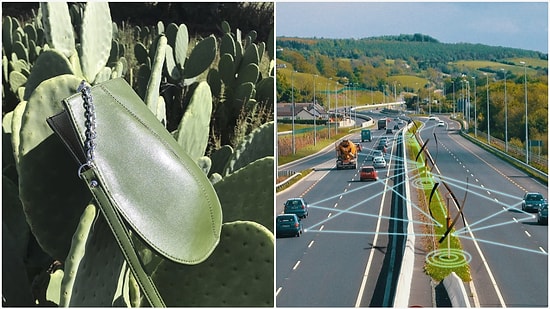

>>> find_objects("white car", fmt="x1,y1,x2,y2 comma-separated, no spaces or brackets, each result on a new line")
372,156,387,168
438,120,445,127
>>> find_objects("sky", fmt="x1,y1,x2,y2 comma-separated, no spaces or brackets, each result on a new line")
276,1,549,53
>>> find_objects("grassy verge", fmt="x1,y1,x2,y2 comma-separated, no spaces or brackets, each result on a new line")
276,168,314,193
406,123,472,282
277,126,358,166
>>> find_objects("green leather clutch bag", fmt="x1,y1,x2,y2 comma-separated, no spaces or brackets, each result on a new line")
47,78,222,307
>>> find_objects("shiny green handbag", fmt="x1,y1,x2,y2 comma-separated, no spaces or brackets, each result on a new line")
47,78,223,307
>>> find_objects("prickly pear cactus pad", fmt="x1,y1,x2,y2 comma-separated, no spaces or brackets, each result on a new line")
175,81,213,162
150,221,274,307
208,145,233,177
79,2,113,83
224,121,274,175
18,74,91,261
61,204,128,307
23,50,74,101
2,224,35,306
214,157,274,231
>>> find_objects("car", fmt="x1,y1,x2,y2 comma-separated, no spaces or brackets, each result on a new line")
372,156,387,168
537,202,548,225
276,214,303,237
360,166,378,181
438,120,445,127
375,143,387,153
521,192,546,212
393,124,399,130
368,150,383,160
377,139,388,147
398,119,405,125
284,197,309,218
428,115,439,121
386,128,393,134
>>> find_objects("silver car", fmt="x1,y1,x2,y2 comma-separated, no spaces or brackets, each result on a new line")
372,156,387,168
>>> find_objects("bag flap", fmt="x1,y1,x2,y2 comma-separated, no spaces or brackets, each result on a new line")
47,110,87,166
62,78,222,265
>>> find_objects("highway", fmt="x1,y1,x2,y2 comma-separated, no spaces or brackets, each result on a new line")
276,118,406,306
276,114,547,307
418,116,548,307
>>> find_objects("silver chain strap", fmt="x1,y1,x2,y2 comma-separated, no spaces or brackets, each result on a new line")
77,80,97,179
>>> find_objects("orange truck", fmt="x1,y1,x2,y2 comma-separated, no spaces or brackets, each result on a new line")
336,139,358,169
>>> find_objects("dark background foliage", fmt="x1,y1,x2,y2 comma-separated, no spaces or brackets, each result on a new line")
2,2,274,42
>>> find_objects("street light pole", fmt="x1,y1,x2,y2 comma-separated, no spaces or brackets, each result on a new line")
336,82,339,134
501,68,508,152
520,61,528,164
291,70,296,155
353,83,357,128
453,80,456,117
327,77,332,139
473,76,477,137
485,73,491,145
313,74,317,146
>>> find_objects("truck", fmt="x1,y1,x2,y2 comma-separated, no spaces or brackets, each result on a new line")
378,118,389,130
336,139,358,170
361,129,371,142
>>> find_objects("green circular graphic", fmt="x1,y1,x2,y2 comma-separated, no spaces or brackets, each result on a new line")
426,249,472,268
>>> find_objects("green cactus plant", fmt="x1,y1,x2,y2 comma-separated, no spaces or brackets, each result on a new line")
60,204,130,307
224,121,274,175
214,157,274,231
3,5,274,307
23,49,74,100
40,2,75,58
149,221,274,307
18,74,91,261
79,2,113,83
211,21,274,148
174,81,213,162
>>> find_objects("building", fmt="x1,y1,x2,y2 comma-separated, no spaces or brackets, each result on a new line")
277,102,327,120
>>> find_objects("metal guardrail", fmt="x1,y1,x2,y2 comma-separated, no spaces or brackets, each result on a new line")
276,171,302,189
461,132,548,182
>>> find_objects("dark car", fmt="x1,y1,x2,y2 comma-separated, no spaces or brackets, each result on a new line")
276,214,303,237
360,166,378,181
375,143,387,153
522,192,546,212
537,202,548,225
377,139,388,147
284,197,309,218
386,128,393,134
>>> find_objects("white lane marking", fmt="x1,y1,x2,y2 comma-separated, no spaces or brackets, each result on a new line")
276,287,282,296
513,218,518,223
334,203,338,208
525,231,531,238
320,225,324,231
327,213,332,218
308,241,315,248
355,172,390,307
540,247,546,254
293,260,301,270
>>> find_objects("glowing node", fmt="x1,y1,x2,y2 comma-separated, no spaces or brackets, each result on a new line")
425,249,471,268
411,177,434,190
